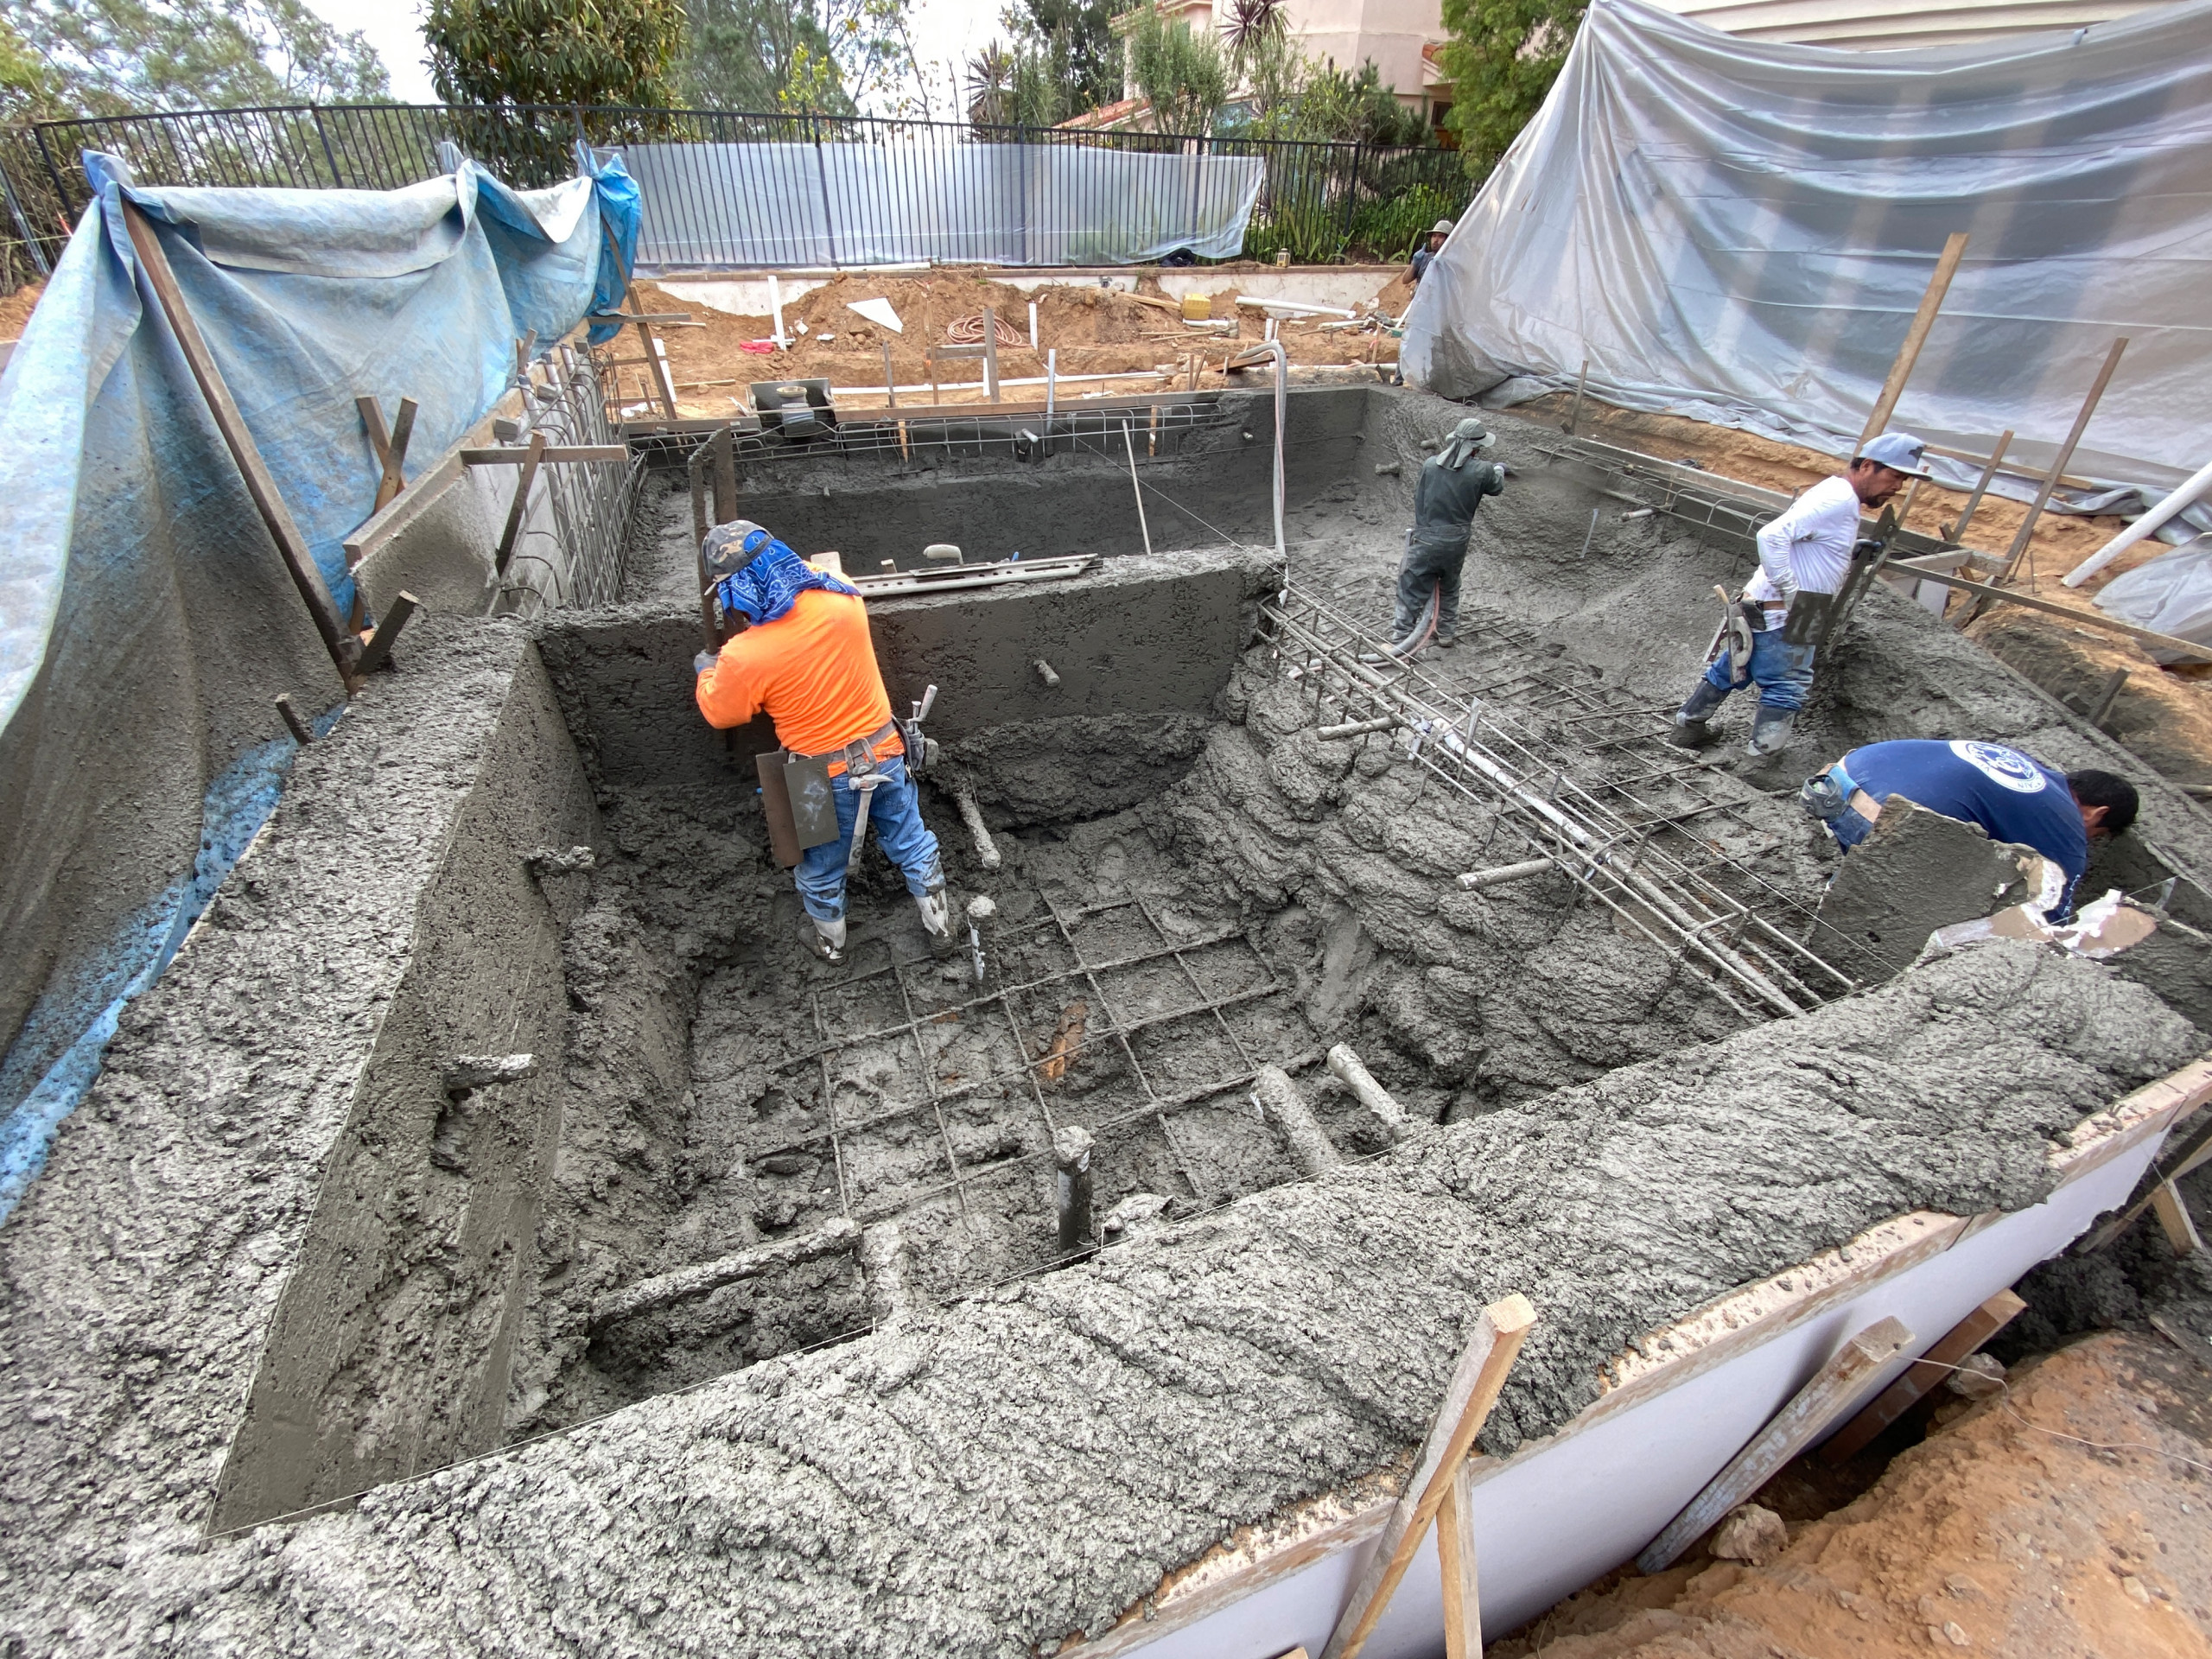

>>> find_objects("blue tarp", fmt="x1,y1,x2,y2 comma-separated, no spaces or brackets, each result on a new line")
0,148,638,1220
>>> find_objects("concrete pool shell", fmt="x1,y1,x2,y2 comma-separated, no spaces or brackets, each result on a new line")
5,386,2212,1656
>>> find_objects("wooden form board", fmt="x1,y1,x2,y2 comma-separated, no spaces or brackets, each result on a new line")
1056,1055,2212,1659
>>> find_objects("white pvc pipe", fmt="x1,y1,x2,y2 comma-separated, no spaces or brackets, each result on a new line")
769,274,787,350
2062,455,2212,587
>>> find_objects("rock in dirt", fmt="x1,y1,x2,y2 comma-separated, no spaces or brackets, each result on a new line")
1710,1503,1789,1567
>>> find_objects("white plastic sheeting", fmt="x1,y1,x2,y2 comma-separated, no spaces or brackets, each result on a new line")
2094,540,2212,658
1402,0,2212,503
619,140,1266,269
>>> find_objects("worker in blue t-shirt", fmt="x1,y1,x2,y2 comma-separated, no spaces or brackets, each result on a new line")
1801,739,2139,919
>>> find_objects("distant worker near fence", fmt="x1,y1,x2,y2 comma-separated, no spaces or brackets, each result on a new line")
694,520,949,965
1410,219,1453,286
1669,432,1929,759
1390,417,1506,653
1801,738,2138,921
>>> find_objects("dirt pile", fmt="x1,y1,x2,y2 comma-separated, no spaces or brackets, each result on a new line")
1497,1330,2212,1658
617,270,1402,415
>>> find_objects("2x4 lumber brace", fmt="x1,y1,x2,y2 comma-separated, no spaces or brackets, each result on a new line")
2150,1182,2205,1255
1859,232,1968,450
1819,1292,2024,1463
1319,1294,1538,1659
493,433,547,576
1882,563,2212,663
356,393,418,513
1995,336,2127,586
120,198,357,684
352,590,418,677
1637,1315,1911,1573
459,445,627,466
1435,1459,1484,1659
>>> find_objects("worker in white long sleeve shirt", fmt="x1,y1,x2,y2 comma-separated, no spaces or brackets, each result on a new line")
1669,432,1929,757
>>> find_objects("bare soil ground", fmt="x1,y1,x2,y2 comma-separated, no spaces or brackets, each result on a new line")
1497,1329,2212,1658
609,267,1409,418
1,279,44,338
1529,395,2212,791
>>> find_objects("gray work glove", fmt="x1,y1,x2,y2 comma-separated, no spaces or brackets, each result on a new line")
694,650,715,676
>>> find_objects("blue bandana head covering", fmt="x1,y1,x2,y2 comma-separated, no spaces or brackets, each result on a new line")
703,519,859,626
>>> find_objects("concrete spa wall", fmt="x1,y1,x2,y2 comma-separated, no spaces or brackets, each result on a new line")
539,544,1283,822
0,620,600,1541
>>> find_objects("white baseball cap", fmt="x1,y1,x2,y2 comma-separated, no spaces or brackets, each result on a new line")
1859,432,1931,479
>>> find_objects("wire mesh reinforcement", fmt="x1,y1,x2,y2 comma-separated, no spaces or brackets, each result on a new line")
1259,588,1872,1023
760,892,1313,1229
10,103,1471,277
493,341,645,615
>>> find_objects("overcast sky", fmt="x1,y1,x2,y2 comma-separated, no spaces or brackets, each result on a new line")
296,0,1007,118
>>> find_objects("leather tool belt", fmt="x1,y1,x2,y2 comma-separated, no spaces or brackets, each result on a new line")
795,720,902,779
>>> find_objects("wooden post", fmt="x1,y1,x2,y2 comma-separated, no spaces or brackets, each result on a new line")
1319,1295,1536,1659
1821,1293,2023,1462
982,306,1001,403
711,423,736,525
882,341,898,411
120,198,357,685
2150,1182,2204,1256
1638,1316,1911,1572
1996,336,2127,586
494,433,548,575
356,394,418,515
274,693,313,746
1563,357,1589,435
1859,232,1968,450
1435,1459,1483,1659
2088,666,2130,729
353,590,418,677
1943,429,2012,545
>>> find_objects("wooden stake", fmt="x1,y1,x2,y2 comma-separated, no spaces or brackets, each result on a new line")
1892,559,2212,662
354,394,418,514
2151,1181,2204,1256
1943,428,2012,545
1564,357,1589,435
274,693,313,746
711,423,736,525
1859,232,1968,450
120,198,357,684
1436,1460,1483,1659
494,432,548,575
1821,1293,2023,1463
2088,666,2130,729
1997,336,2127,586
353,590,418,677
882,341,899,411
1319,1295,1537,1659
982,305,1001,403
1638,1316,1911,1572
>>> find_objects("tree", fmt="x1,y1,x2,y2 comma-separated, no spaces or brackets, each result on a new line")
1435,0,1583,176
679,0,925,115
0,16,67,120
1285,60,1427,146
5,0,391,115
999,0,1117,116
1125,3,1227,137
424,0,683,108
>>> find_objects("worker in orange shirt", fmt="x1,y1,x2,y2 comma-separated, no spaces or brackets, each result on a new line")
694,520,948,964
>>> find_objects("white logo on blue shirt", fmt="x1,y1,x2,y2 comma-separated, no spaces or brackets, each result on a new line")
1948,741,2047,794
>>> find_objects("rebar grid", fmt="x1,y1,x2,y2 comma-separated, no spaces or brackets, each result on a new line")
779,893,1310,1226
634,395,1241,477
493,344,645,615
1261,588,1866,1022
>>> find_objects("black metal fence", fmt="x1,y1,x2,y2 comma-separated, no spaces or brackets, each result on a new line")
2,103,1470,289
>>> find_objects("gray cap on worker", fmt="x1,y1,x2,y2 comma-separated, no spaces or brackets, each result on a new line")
1438,417,1495,470
1431,219,1455,236
1859,432,1933,479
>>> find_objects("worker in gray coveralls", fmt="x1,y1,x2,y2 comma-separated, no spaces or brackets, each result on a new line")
1392,417,1506,652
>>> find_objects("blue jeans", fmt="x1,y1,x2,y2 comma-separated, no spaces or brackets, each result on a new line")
795,756,943,922
1703,622,1816,712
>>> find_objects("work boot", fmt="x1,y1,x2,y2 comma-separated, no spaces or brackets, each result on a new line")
1433,631,1459,650
916,887,952,944
1745,705,1796,758
804,913,848,965
1666,679,1729,748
